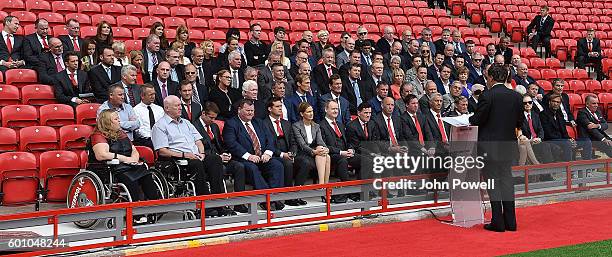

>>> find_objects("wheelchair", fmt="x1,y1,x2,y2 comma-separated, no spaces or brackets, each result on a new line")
152,157,201,220
66,159,168,229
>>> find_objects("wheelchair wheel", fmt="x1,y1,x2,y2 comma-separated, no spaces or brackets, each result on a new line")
66,170,105,229
151,170,170,199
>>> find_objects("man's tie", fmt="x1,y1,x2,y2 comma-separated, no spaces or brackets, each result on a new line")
207,125,214,139
197,66,205,84
540,17,545,27
151,53,158,67
275,119,284,137
332,121,342,138
363,122,369,139
161,83,168,99
128,87,136,107
72,37,80,51
591,111,600,122
335,97,341,119
184,103,192,120
245,122,262,156
41,37,48,49
6,34,12,55
353,81,362,106
455,42,462,53
437,113,448,143
527,114,536,139
147,105,155,129
300,95,307,102
232,70,239,89
413,114,424,145
327,67,332,77
69,72,78,89
170,69,178,82
588,41,593,52
55,56,64,72
387,117,398,146
105,66,112,80
192,84,201,103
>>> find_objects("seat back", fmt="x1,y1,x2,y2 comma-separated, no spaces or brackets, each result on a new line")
19,126,58,152
0,127,18,153
39,150,80,202
76,103,101,126
0,152,39,206
0,84,21,107
135,146,156,166
1,105,39,129
39,104,75,128
59,124,94,150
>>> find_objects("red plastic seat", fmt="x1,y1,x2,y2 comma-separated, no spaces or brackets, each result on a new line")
573,69,589,80
208,19,229,30
25,0,51,12
117,15,141,29
228,19,249,29
77,2,102,16
0,152,39,206
232,9,252,19
271,10,290,20
163,17,186,29
101,3,125,15
125,40,141,52
213,7,233,19
530,58,546,69
140,16,162,28
198,0,217,7
537,80,553,91
567,80,586,94
39,150,80,202
235,0,254,9
91,14,116,26
556,69,574,80
252,10,271,20
1,105,38,129
135,0,156,5
527,69,541,80
37,12,64,26
290,11,308,21
0,84,20,107
125,4,148,17
176,0,198,7
10,11,37,26
272,0,289,10
59,124,94,150
0,127,17,155
135,146,156,166
309,22,326,31
540,69,557,81
148,5,170,16
0,0,25,14
156,0,176,5
113,27,132,40
585,80,603,94
39,104,75,128
75,103,100,126
187,18,208,30
19,126,58,153
65,13,91,25
21,84,56,106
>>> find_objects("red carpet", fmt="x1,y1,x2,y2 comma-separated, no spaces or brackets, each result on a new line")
136,199,612,257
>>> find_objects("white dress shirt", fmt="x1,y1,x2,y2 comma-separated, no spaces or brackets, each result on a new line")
134,102,165,138
304,124,314,144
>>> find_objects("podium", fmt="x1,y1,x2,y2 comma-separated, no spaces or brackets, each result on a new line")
448,125,485,228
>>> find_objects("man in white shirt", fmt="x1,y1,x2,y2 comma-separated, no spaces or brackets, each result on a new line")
133,84,164,148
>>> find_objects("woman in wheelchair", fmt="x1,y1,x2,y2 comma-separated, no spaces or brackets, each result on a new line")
90,110,161,211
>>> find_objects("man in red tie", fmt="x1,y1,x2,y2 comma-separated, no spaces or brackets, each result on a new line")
401,94,429,156
575,28,606,81
58,19,82,53
36,37,66,85
178,80,202,124
24,18,51,67
346,102,381,182
0,16,25,71
312,48,339,95
423,93,451,158
53,51,92,107
576,94,612,157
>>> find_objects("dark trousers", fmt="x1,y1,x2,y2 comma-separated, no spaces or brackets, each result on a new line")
576,55,604,79
531,34,552,57
532,141,556,163
293,154,316,186
592,140,612,158
483,160,516,230
187,159,211,196
116,173,160,201
280,158,295,187
240,157,284,189
330,154,350,181
548,139,573,161
203,154,225,194
224,160,245,192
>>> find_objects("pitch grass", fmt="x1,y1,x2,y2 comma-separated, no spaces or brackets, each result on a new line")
502,240,612,257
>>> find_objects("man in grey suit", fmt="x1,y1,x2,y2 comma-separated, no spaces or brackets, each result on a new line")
258,51,294,96
111,64,142,107
336,37,355,68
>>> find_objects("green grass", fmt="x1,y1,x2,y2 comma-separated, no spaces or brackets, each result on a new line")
503,240,612,257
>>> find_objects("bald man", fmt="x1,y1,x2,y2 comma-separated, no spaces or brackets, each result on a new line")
36,37,66,85
151,61,179,106
513,63,537,88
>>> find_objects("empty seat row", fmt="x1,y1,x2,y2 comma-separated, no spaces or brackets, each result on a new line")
0,103,100,129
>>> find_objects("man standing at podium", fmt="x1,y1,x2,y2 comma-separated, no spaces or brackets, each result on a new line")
469,63,524,232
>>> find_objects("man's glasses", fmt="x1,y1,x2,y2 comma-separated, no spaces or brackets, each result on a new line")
473,59,483,61
523,101,533,105
185,71,196,75
358,32,367,35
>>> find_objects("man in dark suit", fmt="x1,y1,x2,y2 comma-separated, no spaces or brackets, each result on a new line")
239,80,267,119
58,19,83,53
521,95,556,164
193,101,248,213
312,49,339,95
576,29,606,80
467,53,486,86
0,16,26,71
150,61,178,106
372,97,410,156
401,94,429,156
319,75,351,125
433,29,452,55
191,47,214,89
540,93,576,161
258,52,294,96
36,37,66,85
110,64,141,107
469,64,523,232
576,95,612,157
226,50,246,90
383,42,409,71
342,63,375,115
223,99,285,210
482,43,497,67
178,80,202,124
54,51,92,107
142,34,164,83
375,26,396,55
183,64,208,104
152,48,184,84
419,81,438,112
286,74,319,123
526,5,555,57
542,78,576,127
513,63,537,89
24,18,51,68
346,102,380,181
422,93,451,160
427,52,445,83
495,37,513,64
89,47,122,103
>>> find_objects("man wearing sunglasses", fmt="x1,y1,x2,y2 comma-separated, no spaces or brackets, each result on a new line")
355,26,376,53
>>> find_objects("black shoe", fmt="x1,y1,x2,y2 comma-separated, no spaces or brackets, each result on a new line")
331,195,348,204
273,201,285,210
397,190,405,197
285,199,301,206
348,193,361,202
234,204,249,213
484,224,505,232
217,206,237,216
258,202,275,211
505,226,517,232
297,198,308,205
204,208,219,217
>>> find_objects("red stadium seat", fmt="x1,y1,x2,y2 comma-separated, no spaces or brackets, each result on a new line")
205,30,226,41
25,0,51,12
156,0,176,5
21,84,56,106
148,5,170,16
232,9,252,19
176,0,197,7
135,0,156,6
39,150,80,202
75,103,100,126
290,21,308,31
0,0,25,14
117,15,141,29
573,69,589,80
187,18,208,30
530,58,546,69
229,19,250,29
585,80,603,94
140,16,162,28
125,40,141,52
527,69,541,80
0,127,18,153
544,58,561,69
125,4,148,17
59,125,94,150
135,146,156,166
37,12,64,26
163,17,186,29
198,0,217,7
91,14,116,26
290,11,308,21
101,3,125,15
208,19,230,30
132,28,149,40
271,10,290,20
0,84,20,107
235,0,254,9
113,27,132,40
567,93,582,112
213,7,233,19
19,126,58,154
10,11,37,26
77,2,102,16
0,152,39,206
541,69,557,81
39,104,75,128
65,14,91,25
217,0,235,7
251,10,271,20
556,69,573,80
568,80,587,94
272,0,290,10
309,22,326,31
4,69,37,88
537,80,553,91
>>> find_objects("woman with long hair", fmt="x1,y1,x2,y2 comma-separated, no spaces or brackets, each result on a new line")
270,40,291,68
201,40,217,78
129,50,145,84
173,25,196,60
92,21,113,58
80,38,97,71
292,102,331,186
420,44,433,67
141,22,169,51
90,110,161,222
171,41,190,65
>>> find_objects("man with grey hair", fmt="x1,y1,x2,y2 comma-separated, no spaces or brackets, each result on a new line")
336,37,355,68
190,47,211,88
111,64,141,107
376,26,396,55
451,29,466,55
423,92,450,157
0,16,25,71
184,63,208,104
241,80,267,119
142,34,164,82
513,63,536,89
418,27,435,56
227,50,245,89
383,41,408,70
97,84,140,140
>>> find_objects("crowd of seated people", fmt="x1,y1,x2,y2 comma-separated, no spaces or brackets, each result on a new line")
1,14,611,210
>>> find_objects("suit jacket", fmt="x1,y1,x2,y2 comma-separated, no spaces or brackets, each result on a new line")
190,81,209,104
539,107,570,140
342,77,375,115
468,96,478,113
286,92,318,123
312,63,338,95
110,81,141,107
422,109,452,151
150,78,179,106
419,94,431,113
376,38,393,55
222,117,276,158
371,112,408,153
576,108,610,141
434,39,450,54
346,118,381,155
36,51,65,85
336,51,350,68
318,93,351,125
208,86,242,120
401,111,428,154
383,53,409,71
520,110,545,139
468,64,486,85
0,33,24,65
526,15,555,38
152,63,186,84
88,64,122,103
181,99,202,124
262,116,296,157
193,118,225,156
24,33,51,67
257,65,295,97
469,83,523,161
291,120,326,156
319,117,349,155
576,38,602,60
513,75,536,88
53,69,91,106
58,35,84,53
141,49,165,83
495,47,513,64
542,92,574,123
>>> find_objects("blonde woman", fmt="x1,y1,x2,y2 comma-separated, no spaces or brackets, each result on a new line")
270,41,291,68
313,29,331,61
171,41,191,65
292,102,331,186
420,44,433,67
129,50,145,84
173,25,197,59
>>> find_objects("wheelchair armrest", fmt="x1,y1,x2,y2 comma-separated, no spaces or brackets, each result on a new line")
106,159,120,165
175,159,188,166
157,156,189,166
